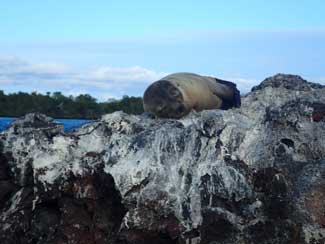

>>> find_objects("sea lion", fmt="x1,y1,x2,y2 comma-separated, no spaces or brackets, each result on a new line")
143,72,240,119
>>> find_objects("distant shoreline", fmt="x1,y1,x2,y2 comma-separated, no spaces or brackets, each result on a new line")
0,90,144,119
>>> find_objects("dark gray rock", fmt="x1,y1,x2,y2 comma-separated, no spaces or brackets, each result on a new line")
251,73,324,91
0,74,324,243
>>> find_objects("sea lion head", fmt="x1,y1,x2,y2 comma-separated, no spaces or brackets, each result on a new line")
143,80,189,119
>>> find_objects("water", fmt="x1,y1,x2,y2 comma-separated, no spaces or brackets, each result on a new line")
0,117,93,132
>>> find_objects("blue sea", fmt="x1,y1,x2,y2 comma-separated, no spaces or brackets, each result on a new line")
0,117,92,132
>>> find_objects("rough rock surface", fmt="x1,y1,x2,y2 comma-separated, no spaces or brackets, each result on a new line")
0,74,324,244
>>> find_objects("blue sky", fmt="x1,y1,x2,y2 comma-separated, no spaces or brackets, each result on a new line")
0,1,325,100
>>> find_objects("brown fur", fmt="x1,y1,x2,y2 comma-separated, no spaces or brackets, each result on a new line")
143,73,234,119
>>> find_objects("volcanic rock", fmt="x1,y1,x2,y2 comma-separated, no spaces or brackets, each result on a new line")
0,74,324,244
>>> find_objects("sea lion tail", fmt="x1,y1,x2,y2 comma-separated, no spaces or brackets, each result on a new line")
215,79,241,109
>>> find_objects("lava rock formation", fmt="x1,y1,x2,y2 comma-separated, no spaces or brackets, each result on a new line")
0,74,324,244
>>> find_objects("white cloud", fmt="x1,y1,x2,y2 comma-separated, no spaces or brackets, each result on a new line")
0,56,168,100
0,56,71,82
20,63,71,76
87,66,168,82
0,56,27,73
315,78,325,85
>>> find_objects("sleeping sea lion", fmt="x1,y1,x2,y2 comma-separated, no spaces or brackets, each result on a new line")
143,72,240,119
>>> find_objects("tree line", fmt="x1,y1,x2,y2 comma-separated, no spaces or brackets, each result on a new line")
0,90,144,119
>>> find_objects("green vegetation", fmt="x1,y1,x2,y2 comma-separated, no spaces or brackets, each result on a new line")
0,90,144,119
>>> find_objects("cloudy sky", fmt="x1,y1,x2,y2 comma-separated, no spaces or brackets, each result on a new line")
1,0,325,101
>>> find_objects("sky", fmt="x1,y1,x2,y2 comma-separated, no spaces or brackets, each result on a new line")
0,0,325,101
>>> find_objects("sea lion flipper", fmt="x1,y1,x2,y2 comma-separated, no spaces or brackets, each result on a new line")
233,88,241,108
213,78,241,109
